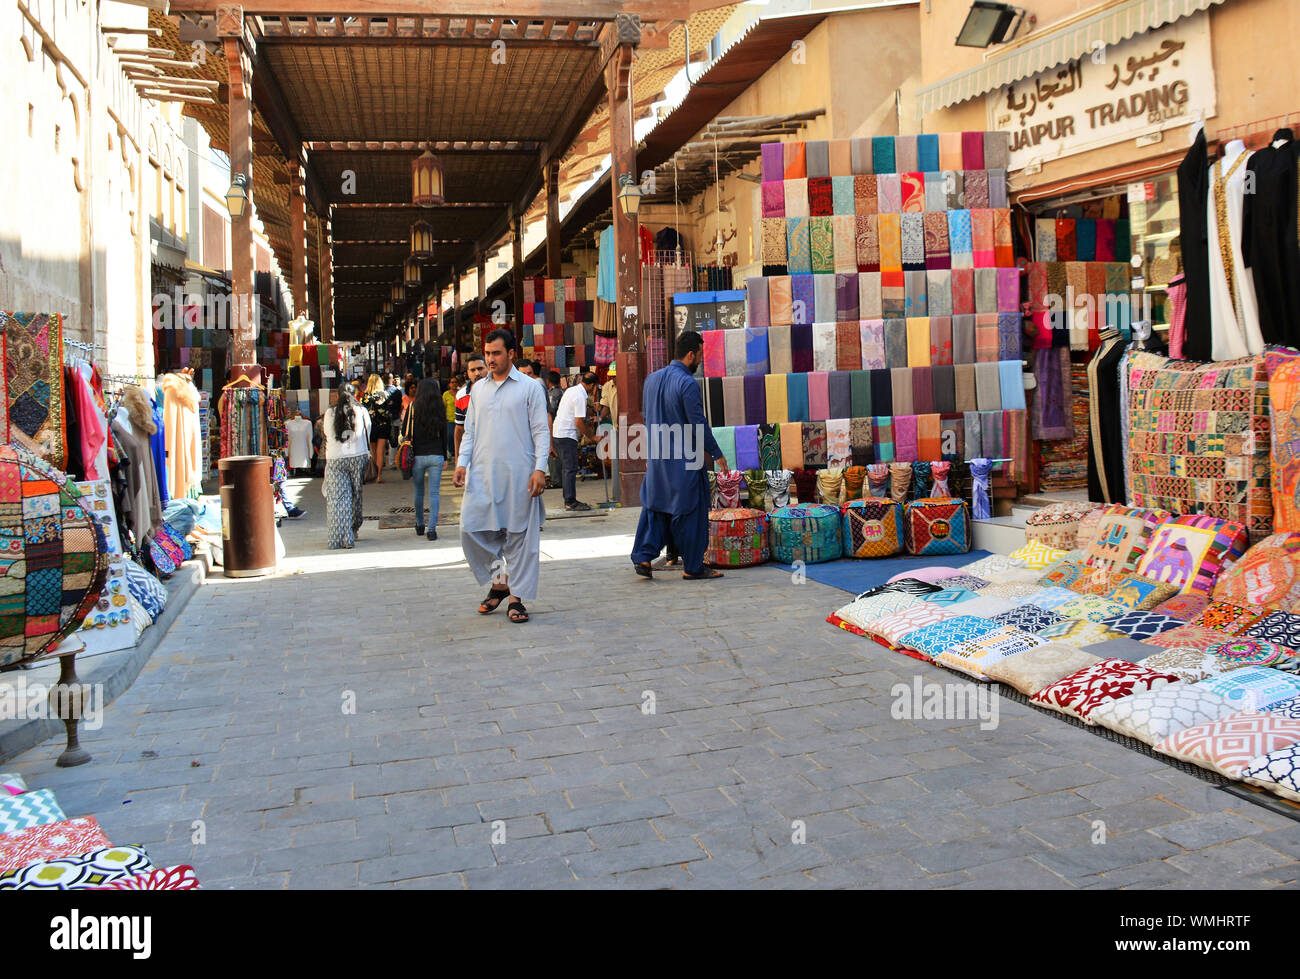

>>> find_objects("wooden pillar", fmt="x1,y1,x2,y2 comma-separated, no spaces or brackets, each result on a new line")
319,216,334,342
290,160,308,318
546,158,561,278
476,248,486,315
608,21,644,503
220,10,256,367
452,270,461,349
511,213,524,335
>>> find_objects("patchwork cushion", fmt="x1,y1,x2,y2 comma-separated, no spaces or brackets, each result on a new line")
1008,540,1069,571
706,508,770,567
0,844,153,890
99,865,201,890
1154,710,1300,778
1024,501,1104,551
904,498,971,556
1031,658,1182,723
841,500,905,558
1104,574,1181,611
833,592,923,630
1083,504,1172,585
1096,611,1183,640
1022,586,1079,611
0,816,109,871
769,504,843,565
1036,619,1130,648
1136,514,1250,595
1244,610,1300,648
1056,596,1131,623
858,577,944,599
978,582,1042,601
984,643,1102,695
1090,686,1243,746
1075,506,1108,551
1212,532,1300,612
1153,593,1213,622
993,604,1066,635
1142,624,1230,650
932,573,991,592
1193,667,1300,711
1037,559,1088,590
898,614,1002,659
1207,638,1300,672
1191,600,1268,636
0,788,64,834
924,588,979,606
1141,646,1245,684
937,625,1047,680
1240,743,1300,802
863,603,955,647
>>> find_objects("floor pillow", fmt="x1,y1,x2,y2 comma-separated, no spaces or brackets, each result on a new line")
1096,611,1183,640
1135,514,1250,596
1152,593,1212,622
952,594,1018,619
833,592,923,630
1211,532,1300,612
983,643,1102,695
1075,506,1108,552
1037,558,1089,590
0,816,109,872
0,789,65,834
1008,540,1069,571
1031,658,1182,724
993,604,1066,635
1036,619,1129,648
1154,710,1300,778
1022,585,1079,611
1056,596,1131,623
923,588,979,606
931,573,990,592
1025,501,1104,551
887,565,965,584
1104,573,1181,611
1267,696,1300,720
122,556,168,621
1206,637,1300,672
1081,636,1171,663
841,500,905,558
898,614,1001,660
1140,646,1247,684
904,498,971,556
1082,503,1172,589
959,553,1028,578
1141,624,1230,651
0,772,25,795
1240,743,1300,802
1244,610,1300,649
1191,600,1268,636
1193,667,1300,712
1090,686,1243,746
98,865,201,890
0,844,152,890
706,508,770,567
863,603,955,647
978,582,1042,601
937,625,1046,680
769,504,842,564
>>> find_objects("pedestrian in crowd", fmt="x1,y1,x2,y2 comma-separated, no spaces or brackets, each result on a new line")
600,362,618,426
454,354,487,463
518,361,536,379
453,328,549,624
323,383,371,550
554,371,597,511
631,331,728,580
442,376,458,458
401,377,418,418
408,377,447,541
362,374,392,483
545,370,563,489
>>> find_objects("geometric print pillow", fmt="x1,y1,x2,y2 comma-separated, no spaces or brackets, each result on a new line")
1154,710,1300,779
1241,743,1300,802
923,588,980,607
1089,685,1243,746
122,556,167,622
863,603,955,647
897,615,1001,660
1245,611,1300,648
1193,668,1300,712
1009,540,1069,570
1084,504,1171,581
1030,658,1182,724
0,844,153,889
931,573,992,592
1036,619,1129,649
992,604,1067,635
1096,611,1183,640
833,592,924,630
1192,601,1268,636
1056,596,1131,623
98,865,201,890
1206,638,1300,672
936,625,1046,680
0,788,65,834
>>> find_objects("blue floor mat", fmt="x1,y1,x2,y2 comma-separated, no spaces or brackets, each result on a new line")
767,550,992,595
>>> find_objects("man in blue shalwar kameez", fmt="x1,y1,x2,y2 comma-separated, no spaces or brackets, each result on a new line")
631,331,730,580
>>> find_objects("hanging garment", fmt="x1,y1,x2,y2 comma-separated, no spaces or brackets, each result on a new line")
1086,334,1128,505
1243,131,1300,347
160,373,202,500
1207,150,1264,360
149,392,169,508
1177,130,1212,360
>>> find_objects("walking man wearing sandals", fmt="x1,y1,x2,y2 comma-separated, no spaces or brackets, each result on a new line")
631,330,729,580
453,328,549,624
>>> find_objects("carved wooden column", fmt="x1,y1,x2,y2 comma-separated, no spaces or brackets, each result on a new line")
546,158,561,278
219,5,256,366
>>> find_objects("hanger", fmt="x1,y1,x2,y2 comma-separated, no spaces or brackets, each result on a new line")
223,373,265,391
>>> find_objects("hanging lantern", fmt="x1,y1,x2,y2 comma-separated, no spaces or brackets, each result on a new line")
404,256,423,290
411,149,445,207
382,301,394,317
410,221,435,258
390,283,405,303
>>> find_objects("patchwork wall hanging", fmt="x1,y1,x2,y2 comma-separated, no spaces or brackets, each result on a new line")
0,312,66,468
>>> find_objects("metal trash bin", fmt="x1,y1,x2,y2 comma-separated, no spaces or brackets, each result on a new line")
219,455,276,578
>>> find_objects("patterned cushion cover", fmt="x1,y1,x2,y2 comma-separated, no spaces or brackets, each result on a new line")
959,554,1028,578
897,614,1001,659
841,500,905,558
1036,619,1129,648
857,577,944,599
1240,743,1300,802
903,498,971,556
953,595,1018,619
1022,586,1079,611
706,508,770,567
0,772,24,795
1031,658,1182,723
1244,610,1300,648
1207,637,1300,671
1075,506,1108,551
1056,596,1131,623
983,643,1102,695
1152,593,1213,622
1104,574,1181,611
1083,504,1172,587
769,504,843,565
1136,515,1250,596
993,604,1066,635
1037,559,1088,589
1096,611,1183,640
1212,532,1300,612
924,588,979,606
1024,501,1104,551
1090,686,1243,746
978,582,1042,601
1270,696,1300,719
0,788,65,834
932,573,991,591
0,816,109,871
937,625,1047,680
862,603,955,647
122,556,167,621
833,592,923,629
0,844,153,890
1008,540,1070,570
1187,601,1267,635
1141,624,1230,650
1154,710,1300,778
98,865,201,890
1193,667,1300,711
1140,646,1245,683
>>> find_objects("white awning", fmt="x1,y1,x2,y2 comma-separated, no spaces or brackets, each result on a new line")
916,0,1229,116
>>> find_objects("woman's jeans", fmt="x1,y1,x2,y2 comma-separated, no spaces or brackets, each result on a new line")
413,454,445,528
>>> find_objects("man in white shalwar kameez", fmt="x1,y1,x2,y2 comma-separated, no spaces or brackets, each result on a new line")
453,329,550,623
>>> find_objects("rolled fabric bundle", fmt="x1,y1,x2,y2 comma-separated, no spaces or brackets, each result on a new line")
867,463,890,498
761,142,784,183
768,325,793,375
725,328,748,376
792,468,818,505
906,317,931,367
786,371,810,422
891,366,913,416
930,460,951,496
745,326,770,375
780,423,805,470
813,274,837,323
851,138,873,175
703,329,726,377
743,469,769,511
743,373,767,426
828,370,852,419
807,370,831,420
759,424,782,471
884,318,908,368
765,469,793,509
894,414,918,462
836,322,862,370
998,360,1026,410
764,373,788,424
860,320,886,369
974,362,1001,410
954,363,977,412
850,417,873,466
859,271,883,319
715,468,744,508
784,178,809,216
761,181,786,218
829,139,853,177
917,413,942,461
932,364,957,414
745,276,771,327
912,366,936,415
735,425,761,470
889,462,912,503
833,216,858,274
969,457,993,519
975,313,1000,362
721,377,746,426
817,467,846,505
763,218,789,269
791,323,814,372
952,313,976,364
787,217,812,275
912,460,933,499
873,417,895,461
843,464,866,499
826,419,852,469
850,368,873,417
813,322,837,372
791,273,815,325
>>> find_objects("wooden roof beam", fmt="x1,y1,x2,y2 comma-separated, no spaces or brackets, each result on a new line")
166,1,693,21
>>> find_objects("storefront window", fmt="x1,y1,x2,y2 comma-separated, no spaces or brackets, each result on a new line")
1127,172,1180,331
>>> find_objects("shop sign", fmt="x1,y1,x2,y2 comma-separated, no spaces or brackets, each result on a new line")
987,12,1216,172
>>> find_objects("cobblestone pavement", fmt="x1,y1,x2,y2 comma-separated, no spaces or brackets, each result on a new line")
11,470,1300,889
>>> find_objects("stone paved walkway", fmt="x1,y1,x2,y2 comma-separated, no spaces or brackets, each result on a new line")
10,471,1300,888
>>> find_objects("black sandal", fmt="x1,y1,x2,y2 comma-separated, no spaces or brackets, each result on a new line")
478,587,510,614
682,569,724,580
507,600,530,623
634,562,653,579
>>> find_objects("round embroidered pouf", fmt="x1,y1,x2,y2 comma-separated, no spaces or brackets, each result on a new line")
706,507,770,568
769,504,842,565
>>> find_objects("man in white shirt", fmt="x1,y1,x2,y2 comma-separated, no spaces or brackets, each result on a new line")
553,372,596,511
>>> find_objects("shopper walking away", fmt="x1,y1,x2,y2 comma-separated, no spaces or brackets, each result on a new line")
362,374,393,483
409,377,447,540
631,331,729,579
453,329,549,623
454,354,487,463
323,383,371,549
545,370,563,489
554,371,597,511
443,377,458,462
